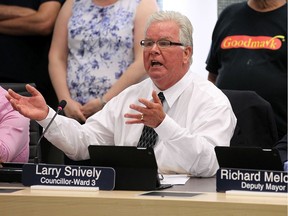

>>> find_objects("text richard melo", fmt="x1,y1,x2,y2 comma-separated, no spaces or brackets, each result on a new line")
218,169,288,192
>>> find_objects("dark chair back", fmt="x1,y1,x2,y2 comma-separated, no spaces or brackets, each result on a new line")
222,89,278,148
0,83,41,163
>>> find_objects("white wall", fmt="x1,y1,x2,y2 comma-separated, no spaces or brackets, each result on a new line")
163,1,217,78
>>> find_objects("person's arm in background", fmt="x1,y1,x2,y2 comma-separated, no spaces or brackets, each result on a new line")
0,88,30,162
0,5,35,21
206,48,218,84
0,1,62,35
206,21,219,85
48,0,86,123
208,72,217,84
81,0,159,119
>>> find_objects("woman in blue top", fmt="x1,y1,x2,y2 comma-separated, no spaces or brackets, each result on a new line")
49,0,158,123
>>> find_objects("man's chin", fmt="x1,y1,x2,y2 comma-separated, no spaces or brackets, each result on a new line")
148,68,166,76
149,73,164,80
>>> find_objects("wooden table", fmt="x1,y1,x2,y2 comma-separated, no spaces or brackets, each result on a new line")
0,177,287,216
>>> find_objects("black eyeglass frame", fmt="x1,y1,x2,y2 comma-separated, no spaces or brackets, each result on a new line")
140,39,184,48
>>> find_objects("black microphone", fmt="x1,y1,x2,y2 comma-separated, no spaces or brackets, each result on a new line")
34,100,67,164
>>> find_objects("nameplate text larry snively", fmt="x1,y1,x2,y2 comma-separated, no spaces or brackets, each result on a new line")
22,164,115,190
216,168,287,193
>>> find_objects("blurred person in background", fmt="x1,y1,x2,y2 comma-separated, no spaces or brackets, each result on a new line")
0,86,29,163
206,0,287,141
0,0,65,163
49,0,159,123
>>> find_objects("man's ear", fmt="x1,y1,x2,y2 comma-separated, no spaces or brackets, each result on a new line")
183,46,193,64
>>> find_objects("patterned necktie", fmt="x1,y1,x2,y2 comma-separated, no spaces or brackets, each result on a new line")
137,92,165,148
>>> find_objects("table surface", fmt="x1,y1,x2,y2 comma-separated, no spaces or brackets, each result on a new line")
0,177,287,216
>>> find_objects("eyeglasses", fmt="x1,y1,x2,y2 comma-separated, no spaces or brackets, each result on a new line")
140,39,183,49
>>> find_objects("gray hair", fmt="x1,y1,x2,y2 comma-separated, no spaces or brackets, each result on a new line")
144,11,193,64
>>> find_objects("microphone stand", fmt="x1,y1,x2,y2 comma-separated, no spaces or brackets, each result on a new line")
34,100,67,164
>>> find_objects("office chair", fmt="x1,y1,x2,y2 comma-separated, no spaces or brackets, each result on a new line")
0,83,41,163
222,89,278,148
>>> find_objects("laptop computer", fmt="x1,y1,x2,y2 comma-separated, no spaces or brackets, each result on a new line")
215,146,284,171
88,145,172,191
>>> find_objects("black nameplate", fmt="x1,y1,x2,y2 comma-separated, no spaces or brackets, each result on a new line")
216,168,288,193
22,164,115,190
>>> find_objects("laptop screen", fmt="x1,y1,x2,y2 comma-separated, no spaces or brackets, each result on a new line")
88,145,159,190
215,146,284,171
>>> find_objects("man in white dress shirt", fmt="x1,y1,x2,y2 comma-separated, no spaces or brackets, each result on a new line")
6,11,236,177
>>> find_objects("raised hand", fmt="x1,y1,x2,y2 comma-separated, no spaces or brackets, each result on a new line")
124,90,166,128
5,84,49,121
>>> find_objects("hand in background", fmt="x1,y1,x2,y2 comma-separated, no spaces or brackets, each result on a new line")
5,84,48,121
63,98,86,123
81,98,104,119
284,161,288,171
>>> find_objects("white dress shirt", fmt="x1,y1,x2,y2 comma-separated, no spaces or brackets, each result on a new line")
38,70,236,177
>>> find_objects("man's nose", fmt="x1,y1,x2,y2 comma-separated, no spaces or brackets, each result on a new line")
149,43,160,54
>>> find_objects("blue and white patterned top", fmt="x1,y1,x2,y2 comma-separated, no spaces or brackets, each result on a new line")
67,0,141,104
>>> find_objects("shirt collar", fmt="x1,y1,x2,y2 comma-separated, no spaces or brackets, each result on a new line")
152,69,194,108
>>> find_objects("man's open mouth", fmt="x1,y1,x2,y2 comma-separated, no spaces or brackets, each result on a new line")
151,60,163,67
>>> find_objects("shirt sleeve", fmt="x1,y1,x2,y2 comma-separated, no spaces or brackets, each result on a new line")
155,104,236,177
37,107,93,160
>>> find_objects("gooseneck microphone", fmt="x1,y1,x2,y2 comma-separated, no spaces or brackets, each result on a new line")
34,100,67,164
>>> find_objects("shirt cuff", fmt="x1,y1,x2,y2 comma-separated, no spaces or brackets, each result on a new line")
37,107,56,128
154,115,178,141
